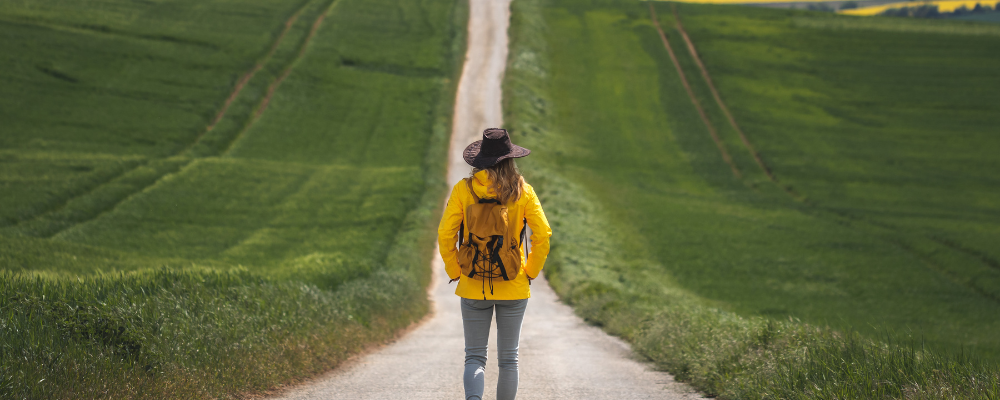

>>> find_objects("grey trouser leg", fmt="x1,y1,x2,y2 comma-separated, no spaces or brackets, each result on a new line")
461,298,528,400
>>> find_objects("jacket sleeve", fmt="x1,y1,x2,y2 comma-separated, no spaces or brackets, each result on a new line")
438,183,465,280
523,185,552,279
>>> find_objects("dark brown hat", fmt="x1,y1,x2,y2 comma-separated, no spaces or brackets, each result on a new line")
463,128,531,169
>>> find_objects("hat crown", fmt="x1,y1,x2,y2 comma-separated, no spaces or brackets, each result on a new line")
462,127,530,169
479,128,512,156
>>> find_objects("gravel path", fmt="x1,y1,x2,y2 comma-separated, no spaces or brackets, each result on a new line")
272,1,702,398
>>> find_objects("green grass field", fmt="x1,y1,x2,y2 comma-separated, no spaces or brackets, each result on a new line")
505,0,999,397
669,3,1000,339
0,0,466,397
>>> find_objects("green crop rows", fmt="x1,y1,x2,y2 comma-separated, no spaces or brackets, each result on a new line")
0,0,466,397
505,0,999,398
665,1,1000,353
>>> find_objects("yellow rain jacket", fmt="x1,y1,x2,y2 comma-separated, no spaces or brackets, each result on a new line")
438,170,551,300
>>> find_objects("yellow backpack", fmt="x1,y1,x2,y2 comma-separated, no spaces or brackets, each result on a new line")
457,178,526,293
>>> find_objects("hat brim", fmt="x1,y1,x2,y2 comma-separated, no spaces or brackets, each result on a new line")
463,141,531,169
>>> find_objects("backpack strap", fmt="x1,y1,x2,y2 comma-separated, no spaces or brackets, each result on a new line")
520,218,529,284
459,178,480,248
459,220,465,247
466,178,480,203
519,218,527,248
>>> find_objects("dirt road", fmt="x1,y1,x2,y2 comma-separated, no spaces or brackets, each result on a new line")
272,1,701,398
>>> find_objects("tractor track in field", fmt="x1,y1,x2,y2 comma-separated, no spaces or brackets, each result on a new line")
5,3,314,235
657,5,1000,305
270,1,702,399
19,1,337,239
648,4,741,179
670,5,776,183
223,0,340,155
201,3,308,135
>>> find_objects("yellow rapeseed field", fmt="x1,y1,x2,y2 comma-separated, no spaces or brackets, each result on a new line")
655,0,997,15
655,0,838,3
839,0,996,15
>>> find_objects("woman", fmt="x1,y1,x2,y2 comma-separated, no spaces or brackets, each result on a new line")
438,128,551,400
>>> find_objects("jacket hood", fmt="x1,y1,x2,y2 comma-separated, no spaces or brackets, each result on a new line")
471,170,496,199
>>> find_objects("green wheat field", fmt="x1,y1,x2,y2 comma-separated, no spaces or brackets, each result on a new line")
505,0,999,398
2,0,998,398
1,0,466,397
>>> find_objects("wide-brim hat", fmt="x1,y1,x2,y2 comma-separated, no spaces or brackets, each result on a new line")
463,128,531,169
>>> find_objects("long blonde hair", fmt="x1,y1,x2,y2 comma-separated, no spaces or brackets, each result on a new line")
472,158,523,205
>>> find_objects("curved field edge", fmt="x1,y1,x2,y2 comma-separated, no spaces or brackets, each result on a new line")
0,0,468,398
503,0,999,398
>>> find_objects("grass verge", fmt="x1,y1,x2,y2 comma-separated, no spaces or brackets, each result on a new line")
504,0,1000,397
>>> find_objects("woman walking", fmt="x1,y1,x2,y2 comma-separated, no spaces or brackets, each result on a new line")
438,128,551,400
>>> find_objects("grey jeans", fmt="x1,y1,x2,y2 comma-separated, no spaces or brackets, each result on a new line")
461,297,528,400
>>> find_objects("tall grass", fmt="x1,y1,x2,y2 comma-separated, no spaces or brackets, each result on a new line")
0,268,424,398
504,0,1000,397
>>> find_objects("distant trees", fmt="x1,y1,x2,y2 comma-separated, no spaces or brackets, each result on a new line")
839,1,859,10
808,2,834,12
881,4,941,17
879,1,998,18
